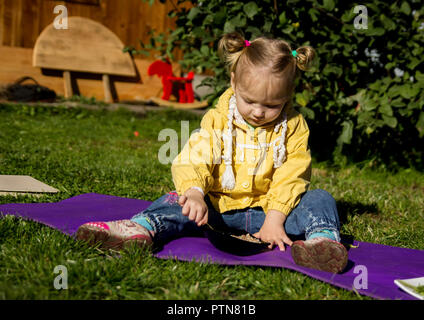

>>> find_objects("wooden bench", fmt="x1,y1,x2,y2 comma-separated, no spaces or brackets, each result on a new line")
33,16,136,103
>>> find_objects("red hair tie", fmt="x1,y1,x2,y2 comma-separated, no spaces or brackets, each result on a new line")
244,40,251,47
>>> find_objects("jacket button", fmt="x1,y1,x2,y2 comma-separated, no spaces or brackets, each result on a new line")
242,182,250,188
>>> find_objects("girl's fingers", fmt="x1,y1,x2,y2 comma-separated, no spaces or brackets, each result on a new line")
253,229,291,251
282,234,293,246
198,211,209,226
195,210,203,224
178,195,187,206
181,201,208,226
181,202,189,216
259,235,286,251
284,238,293,246
188,208,197,222
277,239,286,251
266,239,275,249
197,216,205,226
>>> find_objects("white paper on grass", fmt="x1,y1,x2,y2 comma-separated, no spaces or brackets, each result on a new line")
0,175,59,196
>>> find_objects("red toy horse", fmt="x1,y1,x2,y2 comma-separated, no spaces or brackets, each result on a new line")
147,59,195,103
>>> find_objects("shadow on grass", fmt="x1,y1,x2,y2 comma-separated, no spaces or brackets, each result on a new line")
336,200,379,225
336,200,379,253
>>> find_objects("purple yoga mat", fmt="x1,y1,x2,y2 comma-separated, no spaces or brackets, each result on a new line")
1,192,423,300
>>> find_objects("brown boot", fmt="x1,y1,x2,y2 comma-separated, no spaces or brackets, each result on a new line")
291,237,348,273
75,219,153,250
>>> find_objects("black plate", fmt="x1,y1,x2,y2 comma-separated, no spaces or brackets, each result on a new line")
203,224,271,256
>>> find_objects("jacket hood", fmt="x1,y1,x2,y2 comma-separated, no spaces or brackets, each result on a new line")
215,87,235,116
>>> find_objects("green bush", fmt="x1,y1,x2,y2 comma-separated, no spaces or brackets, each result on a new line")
134,0,424,169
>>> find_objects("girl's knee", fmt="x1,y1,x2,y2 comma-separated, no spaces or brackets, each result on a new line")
305,189,336,207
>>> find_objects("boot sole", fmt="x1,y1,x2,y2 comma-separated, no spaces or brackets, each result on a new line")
75,224,152,250
291,238,348,273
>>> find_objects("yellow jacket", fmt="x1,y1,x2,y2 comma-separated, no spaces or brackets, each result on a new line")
171,87,311,216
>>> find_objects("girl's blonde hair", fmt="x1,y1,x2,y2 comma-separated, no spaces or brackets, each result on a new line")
218,32,316,91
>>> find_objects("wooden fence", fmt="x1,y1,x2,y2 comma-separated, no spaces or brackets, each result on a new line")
0,0,189,59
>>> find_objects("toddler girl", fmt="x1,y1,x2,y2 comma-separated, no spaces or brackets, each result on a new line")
76,32,348,274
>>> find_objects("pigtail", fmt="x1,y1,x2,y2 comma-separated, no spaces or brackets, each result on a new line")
218,32,247,73
294,46,316,71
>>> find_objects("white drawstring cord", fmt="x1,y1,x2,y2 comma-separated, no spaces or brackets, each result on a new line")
221,95,287,190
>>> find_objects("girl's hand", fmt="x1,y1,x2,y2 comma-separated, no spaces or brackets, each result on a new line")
178,188,208,226
253,210,293,251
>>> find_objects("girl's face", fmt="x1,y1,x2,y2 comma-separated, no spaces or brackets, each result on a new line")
231,66,291,127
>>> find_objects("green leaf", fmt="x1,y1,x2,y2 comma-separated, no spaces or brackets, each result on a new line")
228,2,243,13
367,27,385,36
187,7,200,21
298,107,315,120
349,89,366,104
279,11,287,25
380,14,396,30
243,2,259,19
246,26,261,38
263,20,273,32
388,86,401,98
382,114,398,128
223,20,235,33
357,111,374,125
408,101,420,110
323,0,335,11
282,25,294,34
337,120,354,145
213,7,227,25
191,27,205,38
363,99,378,111
400,1,411,15
369,82,381,91
323,64,343,77
230,13,247,28
400,84,419,99
204,14,214,25
295,92,308,107
379,104,393,116
385,62,396,70
412,46,422,57
200,45,209,56
408,58,422,70
365,126,375,135
170,27,184,38
416,111,424,138
390,98,405,108
308,8,319,22
415,71,424,85
341,9,356,23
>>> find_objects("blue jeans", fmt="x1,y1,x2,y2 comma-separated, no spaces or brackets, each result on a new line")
131,189,341,245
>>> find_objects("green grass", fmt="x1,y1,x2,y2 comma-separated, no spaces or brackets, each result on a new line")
0,102,423,300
